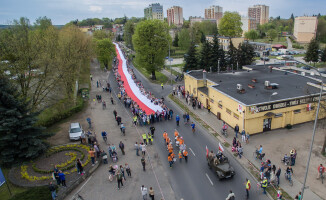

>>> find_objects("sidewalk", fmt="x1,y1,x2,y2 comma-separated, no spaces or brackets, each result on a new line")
173,95,322,200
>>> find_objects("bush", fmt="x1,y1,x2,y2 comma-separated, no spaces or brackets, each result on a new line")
36,96,85,127
293,44,304,49
9,186,51,200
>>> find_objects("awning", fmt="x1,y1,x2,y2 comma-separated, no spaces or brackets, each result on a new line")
264,112,275,117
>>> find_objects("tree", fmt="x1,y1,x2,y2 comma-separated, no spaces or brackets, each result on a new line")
290,13,295,22
267,29,278,43
320,47,326,63
200,31,206,43
173,33,179,47
199,21,218,35
227,41,238,70
244,30,259,41
184,43,198,71
132,20,170,80
304,39,320,66
93,30,110,40
124,21,135,49
182,21,190,29
218,12,242,37
96,38,116,69
0,76,50,166
317,17,326,43
237,42,256,67
178,28,191,50
210,34,226,72
199,40,212,71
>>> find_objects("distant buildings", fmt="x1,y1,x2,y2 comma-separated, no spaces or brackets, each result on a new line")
206,35,245,51
205,6,223,24
241,16,257,35
167,6,183,27
248,4,269,25
189,16,217,27
293,16,318,43
144,3,164,21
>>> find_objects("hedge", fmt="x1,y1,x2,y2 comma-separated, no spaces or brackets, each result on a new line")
9,186,52,200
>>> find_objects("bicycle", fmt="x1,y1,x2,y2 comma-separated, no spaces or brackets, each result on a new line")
320,172,324,184
221,129,228,137
285,172,293,186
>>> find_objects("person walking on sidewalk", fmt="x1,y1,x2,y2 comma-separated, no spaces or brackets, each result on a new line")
176,115,180,126
125,163,131,177
149,187,154,200
261,177,268,194
141,156,146,171
141,185,148,200
142,133,147,145
49,182,57,200
135,142,140,156
234,124,239,138
183,150,188,163
117,171,123,190
119,141,125,155
141,143,146,156
276,167,281,186
161,83,164,90
113,110,117,119
241,129,246,142
245,178,251,199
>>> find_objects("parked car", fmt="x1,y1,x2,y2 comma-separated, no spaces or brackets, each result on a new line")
270,52,279,56
318,68,326,74
300,66,311,70
69,123,83,141
260,57,270,61
276,56,285,60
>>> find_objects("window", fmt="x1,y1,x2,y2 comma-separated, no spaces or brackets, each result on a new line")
210,98,214,103
294,109,301,114
218,104,222,109
226,108,231,115
274,113,283,118
233,113,239,119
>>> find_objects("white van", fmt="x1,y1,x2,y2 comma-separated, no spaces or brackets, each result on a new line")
69,123,83,141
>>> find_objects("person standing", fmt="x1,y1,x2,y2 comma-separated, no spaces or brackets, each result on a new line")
276,167,281,186
141,185,148,200
49,182,57,200
76,158,84,175
226,190,235,200
58,171,66,187
141,156,146,171
183,150,188,163
261,177,268,194
113,110,117,119
176,115,180,126
135,142,140,156
117,171,123,190
241,129,246,142
89,148,96,166
178,151,183,162
245,178,251,199
234,124,239,138
150,126,155,137
168,154,173,168
125,163,131,177
161,83,164,90
53,165,61,185
116,116,122,126
141,143,146,156
119,141,125,155
207,104,211,113
142,133,147,145
149,187,154,200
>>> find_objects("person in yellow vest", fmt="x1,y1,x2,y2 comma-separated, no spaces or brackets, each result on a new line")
147,133,153,145
245,178,251,198
178,151,183,162
261,177,267,194
142,133,147,145
133,116,138,126
183,150,188,163
161,83,164,90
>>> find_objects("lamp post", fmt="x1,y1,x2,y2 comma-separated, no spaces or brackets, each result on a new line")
269,92,278,101
154,35,172,86
301,66,324,199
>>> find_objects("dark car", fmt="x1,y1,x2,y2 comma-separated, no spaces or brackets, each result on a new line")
260,57,270,61
207,153,235,180
300,66,311,70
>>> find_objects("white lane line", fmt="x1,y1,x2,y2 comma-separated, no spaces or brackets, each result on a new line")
71,175,93,200
206,173,214,186
189,148,196,156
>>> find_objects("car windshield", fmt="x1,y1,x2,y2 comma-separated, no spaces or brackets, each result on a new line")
70,128,81,133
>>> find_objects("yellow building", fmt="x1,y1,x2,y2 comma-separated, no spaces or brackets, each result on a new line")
184,66,326,134
294,16,318,43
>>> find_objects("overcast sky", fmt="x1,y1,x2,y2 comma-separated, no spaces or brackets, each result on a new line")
0,0,325,25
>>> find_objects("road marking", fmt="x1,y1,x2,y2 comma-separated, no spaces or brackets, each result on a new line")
71,175,93,200
206,173,214,186
189,148,196,156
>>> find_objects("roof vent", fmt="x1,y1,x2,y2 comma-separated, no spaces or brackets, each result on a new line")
265,81,270,87
310,72,314,76
237,84,243,90
301,72,305,76
237,84,246,94
252,78,258,83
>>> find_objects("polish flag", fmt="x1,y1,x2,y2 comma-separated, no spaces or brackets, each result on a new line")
206,145,209,157
218,143,224,152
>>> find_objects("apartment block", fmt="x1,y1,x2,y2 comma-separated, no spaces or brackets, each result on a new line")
167,6,183,26
144,3,164,21
241,16,257,35
248,4,269,25
204,6,223,24
293,16,318,43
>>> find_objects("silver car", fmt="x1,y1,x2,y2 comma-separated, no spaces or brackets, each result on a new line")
69,123,83,141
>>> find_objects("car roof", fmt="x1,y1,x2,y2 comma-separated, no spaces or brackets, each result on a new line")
70,123,81,128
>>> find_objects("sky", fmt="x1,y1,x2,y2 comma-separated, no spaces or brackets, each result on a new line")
0,0,325,25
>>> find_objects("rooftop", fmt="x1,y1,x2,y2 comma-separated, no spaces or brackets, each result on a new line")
187,66,324,106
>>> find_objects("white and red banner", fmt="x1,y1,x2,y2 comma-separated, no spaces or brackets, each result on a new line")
218,143,224,152
114,43,163,114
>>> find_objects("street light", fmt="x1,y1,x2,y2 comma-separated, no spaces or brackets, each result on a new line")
301,66,324,199
154,35,172,86
269,92,278,101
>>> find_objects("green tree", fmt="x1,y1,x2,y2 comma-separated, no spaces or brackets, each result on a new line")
199,40,212,71
244,30,259,41
132,20,170,80
317,17,326,43
184,43,198,71
237,42,255,67
200,31,206,43
227,41,238,70
305,39,320,66
0,77,51,166
320,47,326,63
93,30,110,40
199,21,218,35
173,33,179,47
124,21,135,49
178,28,191,50
218,12,242,37
210,34,226,71
267,29,278,43
96,38,116,69
182,20,190,29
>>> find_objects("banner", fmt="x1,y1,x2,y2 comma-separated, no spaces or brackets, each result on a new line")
0,168,6,186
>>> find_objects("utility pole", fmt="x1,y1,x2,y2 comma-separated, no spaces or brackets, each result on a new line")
218,59,220,74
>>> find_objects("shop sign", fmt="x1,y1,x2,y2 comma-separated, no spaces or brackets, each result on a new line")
238,104,243,113
253,95,326,113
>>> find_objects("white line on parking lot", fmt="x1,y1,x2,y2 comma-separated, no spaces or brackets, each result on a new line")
206,173,214,186
189,148,196,156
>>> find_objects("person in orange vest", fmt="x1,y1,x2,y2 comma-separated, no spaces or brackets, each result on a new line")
163,131,167,142
168,155,173,168
174,130,179,141
171,152,175,159
168,146,173,154
178,151,183,162
183,150,188,163
166,137,170,146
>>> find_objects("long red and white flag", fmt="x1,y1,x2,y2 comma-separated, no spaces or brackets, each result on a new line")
206,145,209,157
218,143,224,152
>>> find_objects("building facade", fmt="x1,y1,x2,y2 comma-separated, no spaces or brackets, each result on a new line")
241,16,257,35
248,4,269,25
205,5,223,24
144,3,164,21
293,16,318,43
184,66,325,134
189,16,203,26
167,6,183,26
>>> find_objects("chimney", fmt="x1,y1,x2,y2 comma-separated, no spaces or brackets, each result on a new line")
203,69,207,86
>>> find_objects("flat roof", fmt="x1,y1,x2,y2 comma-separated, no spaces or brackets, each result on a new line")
198,87,209,96
187,66,324,106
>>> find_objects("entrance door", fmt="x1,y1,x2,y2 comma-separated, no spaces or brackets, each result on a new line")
206,99,209,107
263,118,272,132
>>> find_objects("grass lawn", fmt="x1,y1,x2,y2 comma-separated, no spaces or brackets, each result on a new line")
254,37,288,46
132,61,169,84
0,168,27,200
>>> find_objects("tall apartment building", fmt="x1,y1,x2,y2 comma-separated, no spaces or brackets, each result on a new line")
241,16,258,34
248,4,269,25
167,6,183,26
144,3,164,21
204,6,223,23
293,16,318,43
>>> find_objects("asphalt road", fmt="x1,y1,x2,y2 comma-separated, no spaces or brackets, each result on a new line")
109,64,270,200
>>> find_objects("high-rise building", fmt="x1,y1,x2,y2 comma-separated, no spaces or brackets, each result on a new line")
248,4,269,25
241,16,257,35
167,6,183,26
204,6,223,23
293,16,318,43
144,3,164,21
